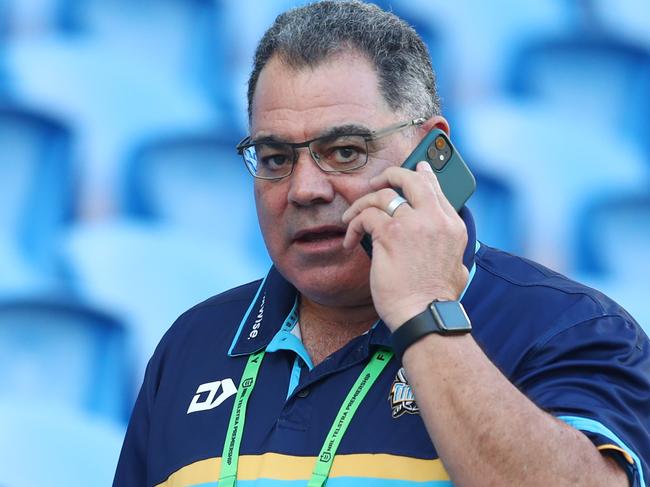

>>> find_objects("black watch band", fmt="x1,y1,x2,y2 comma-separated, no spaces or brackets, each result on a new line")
391,300,472,362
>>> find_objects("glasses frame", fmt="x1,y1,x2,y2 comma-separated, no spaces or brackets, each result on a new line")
236,117,427,180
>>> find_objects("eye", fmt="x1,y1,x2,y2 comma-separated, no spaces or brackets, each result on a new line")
317,136,367,168
256,144,293,172
260,153,290,169
332,146,360,163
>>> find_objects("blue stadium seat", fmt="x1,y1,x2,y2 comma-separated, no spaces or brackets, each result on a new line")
62,131,271,381
121,131,267,263
185,0,235,113
506,34,650,154
575,192,650,277
454,100,648,270
63,218,270,383
468,168,523,254
0,2,9,94
0,106,75,293
0,298,133,422
50,0,232,112
593,0,650,53
54,0,84,34
0,401,124,487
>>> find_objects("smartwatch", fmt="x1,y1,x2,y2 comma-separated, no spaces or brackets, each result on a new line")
391,300,472,362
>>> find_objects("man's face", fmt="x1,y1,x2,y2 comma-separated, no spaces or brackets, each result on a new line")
250,51,420,307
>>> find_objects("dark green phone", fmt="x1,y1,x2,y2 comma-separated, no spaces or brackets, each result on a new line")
361,128,476,256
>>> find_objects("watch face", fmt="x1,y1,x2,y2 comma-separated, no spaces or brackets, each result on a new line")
430,301,472,332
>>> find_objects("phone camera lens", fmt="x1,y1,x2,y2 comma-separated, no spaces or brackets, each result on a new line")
427,135,452,171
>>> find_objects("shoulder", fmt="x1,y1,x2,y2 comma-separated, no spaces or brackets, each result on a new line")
473,243,635,321
468,243,645,362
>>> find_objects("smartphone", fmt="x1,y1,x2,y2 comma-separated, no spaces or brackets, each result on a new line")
360,128,476,257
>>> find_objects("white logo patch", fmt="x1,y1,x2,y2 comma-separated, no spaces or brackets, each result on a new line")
388,367,419,418
187,379,237,414
248,293,266,340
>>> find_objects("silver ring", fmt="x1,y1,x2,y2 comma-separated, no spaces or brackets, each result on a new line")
386,195,409,217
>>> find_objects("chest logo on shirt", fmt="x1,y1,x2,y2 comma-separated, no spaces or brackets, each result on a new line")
187,379,237,414
388,367,419,418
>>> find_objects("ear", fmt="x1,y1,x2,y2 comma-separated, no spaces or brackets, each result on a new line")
418,115,450,137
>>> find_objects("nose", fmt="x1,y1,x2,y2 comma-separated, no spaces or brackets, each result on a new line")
287,147,335,206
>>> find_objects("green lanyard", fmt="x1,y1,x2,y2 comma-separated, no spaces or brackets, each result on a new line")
219,349,265,487
219,347,394,487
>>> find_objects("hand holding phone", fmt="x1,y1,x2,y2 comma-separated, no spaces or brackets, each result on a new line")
360,129,476,257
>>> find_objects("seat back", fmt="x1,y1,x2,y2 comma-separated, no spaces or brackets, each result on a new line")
0,2,9,93
0,402,125,487
122,132,265,259
0,107,75,284
507,36,650,148
468,169,523,254
0,299,132,422
575,193,650,278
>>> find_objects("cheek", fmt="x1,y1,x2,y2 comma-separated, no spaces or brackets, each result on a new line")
339,160,393,202
254,182,281,217
254,183,286,244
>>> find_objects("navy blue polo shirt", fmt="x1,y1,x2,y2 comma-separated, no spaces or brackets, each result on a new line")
114,209,650,487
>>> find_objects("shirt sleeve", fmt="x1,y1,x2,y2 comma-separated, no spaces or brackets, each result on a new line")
514,314,650,487
112,359,155,487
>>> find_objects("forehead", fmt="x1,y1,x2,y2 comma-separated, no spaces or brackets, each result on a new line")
250,51,396,140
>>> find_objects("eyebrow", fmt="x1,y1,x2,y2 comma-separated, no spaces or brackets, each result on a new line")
319,124,372,138
251,123,373,144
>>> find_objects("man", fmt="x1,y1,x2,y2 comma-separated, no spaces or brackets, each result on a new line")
114,2,650,486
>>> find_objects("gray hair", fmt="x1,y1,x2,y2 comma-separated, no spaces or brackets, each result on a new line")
247,0,441,123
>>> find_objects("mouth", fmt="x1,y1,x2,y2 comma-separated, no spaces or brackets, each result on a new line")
293,226,347,244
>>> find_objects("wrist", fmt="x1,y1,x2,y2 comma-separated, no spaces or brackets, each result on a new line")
384,302,430,333
383,289,462,332
390,300,472,362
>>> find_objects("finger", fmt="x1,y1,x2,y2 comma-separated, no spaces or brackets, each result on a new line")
370,165,439,210
415,161,457,217
343,206,391,249
342,187,409,223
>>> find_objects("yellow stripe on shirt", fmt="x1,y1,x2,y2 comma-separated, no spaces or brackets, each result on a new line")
598,443,635,465
156,453,449,486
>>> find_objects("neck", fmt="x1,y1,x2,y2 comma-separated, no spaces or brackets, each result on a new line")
298,295,378,366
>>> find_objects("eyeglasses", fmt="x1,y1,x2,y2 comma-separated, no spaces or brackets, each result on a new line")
236,117,426,180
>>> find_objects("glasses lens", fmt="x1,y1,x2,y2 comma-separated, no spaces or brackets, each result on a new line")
310,135,368,172
246,143,294,179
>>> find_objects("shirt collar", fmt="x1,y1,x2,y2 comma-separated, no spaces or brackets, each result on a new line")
229,206,478,356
